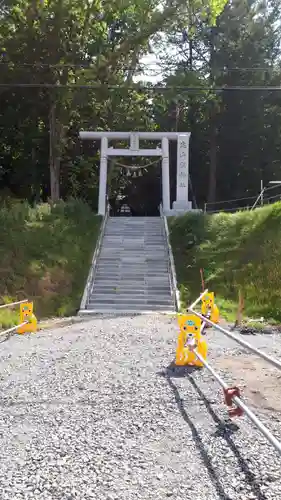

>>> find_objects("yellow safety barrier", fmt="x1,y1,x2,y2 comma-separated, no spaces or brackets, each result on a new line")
201,291,220,324
17,302,37,334
0,299,37,338
176,313,208,367
175,290,219,367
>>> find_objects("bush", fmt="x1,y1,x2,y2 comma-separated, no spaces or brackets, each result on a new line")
169,203,281,321
0,199,101,327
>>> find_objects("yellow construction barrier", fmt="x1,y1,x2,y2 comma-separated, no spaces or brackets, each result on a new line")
176,313,208,367
201,291,220,324
17,302,37,334
0,299,37,339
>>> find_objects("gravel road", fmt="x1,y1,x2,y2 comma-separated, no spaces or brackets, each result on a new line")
0,314,281,500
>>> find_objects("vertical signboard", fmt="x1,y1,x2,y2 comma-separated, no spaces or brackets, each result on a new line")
176,134,189,203
130,133,139,152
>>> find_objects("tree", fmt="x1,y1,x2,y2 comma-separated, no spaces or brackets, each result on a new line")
5,0,281,212
151,0,281,207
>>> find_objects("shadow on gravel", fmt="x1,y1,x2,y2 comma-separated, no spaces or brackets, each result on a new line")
161,363,267,500
188,376,267,500
162,371,233,500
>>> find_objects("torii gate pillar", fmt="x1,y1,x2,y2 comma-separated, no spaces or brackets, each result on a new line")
79,131,192,216
98,136,108,216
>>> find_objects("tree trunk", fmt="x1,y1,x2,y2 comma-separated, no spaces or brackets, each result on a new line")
49,99,60,202
207,27,218,204
208,107,217,203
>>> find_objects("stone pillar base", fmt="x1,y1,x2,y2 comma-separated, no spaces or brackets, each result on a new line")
172,200,193,212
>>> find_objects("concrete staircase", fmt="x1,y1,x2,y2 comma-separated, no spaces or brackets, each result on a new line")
85,217,175,313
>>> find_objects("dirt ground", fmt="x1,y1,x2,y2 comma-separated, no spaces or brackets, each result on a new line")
215,355,281,415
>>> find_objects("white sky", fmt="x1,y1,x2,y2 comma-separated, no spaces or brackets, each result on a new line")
133,35,181,84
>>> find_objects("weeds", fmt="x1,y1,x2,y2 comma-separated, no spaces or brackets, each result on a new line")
169,202,281,322
0,199,101,327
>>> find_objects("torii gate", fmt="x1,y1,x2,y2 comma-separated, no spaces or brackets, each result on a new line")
79,131,192,215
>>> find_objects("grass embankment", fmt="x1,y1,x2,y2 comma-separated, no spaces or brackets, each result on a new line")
0,199,101,328
169,202,281,322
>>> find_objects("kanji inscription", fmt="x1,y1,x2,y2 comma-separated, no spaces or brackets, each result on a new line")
176,134,189,202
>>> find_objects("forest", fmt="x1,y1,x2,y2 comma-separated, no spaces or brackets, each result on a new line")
0,0,281,214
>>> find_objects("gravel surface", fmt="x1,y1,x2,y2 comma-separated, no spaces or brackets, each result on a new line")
0,314,281,500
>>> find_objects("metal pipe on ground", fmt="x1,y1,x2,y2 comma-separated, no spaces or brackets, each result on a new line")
194,349,281,457
0,322,28,338
189,307,281,373
189,289,209,311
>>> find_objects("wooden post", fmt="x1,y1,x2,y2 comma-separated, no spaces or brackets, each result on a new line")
234,289,244,329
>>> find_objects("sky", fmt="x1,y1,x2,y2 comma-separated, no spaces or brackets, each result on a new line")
133,35,181,84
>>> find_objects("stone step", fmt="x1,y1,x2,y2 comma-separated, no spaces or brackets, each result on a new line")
92,290,171,296
98,256,168,260
95,272,169,277
96,270,169,274
107,219,161,221
95,266,169,272
98,262,168,266
104,234,164,235
97,261,169,266
95,271,169,276
101,244,165,248
85,303,175,312
93,280,171,285
95,270,169,274
88,296,173,305
94,276,170,283
91,288,171,295
92,282,171,288
82,215,175,313
100,248,166,250
95,270,169,275
99,249,167,252
108,217,161,220
104,231,163,235
104,229,163,232
93,285,171,290
106,225,162,228
99,253,168,257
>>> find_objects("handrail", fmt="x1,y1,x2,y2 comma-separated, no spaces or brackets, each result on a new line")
251,188,266,210
79,204,110,311
160,204,180,311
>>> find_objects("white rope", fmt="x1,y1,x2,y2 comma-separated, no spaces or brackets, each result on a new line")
113,158,160,169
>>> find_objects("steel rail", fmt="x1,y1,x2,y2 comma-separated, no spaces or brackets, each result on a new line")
0,299,28,310
189,289,209,310
189,307,281,372
0,322,28,338
160,204,180,311
194,349,281,456
79,205,109,312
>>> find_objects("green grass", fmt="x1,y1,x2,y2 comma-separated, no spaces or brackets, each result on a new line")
0,308,18,329
169,202,281,322
0,199,101,328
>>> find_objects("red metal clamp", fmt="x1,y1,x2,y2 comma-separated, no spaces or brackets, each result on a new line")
223,386,244,418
